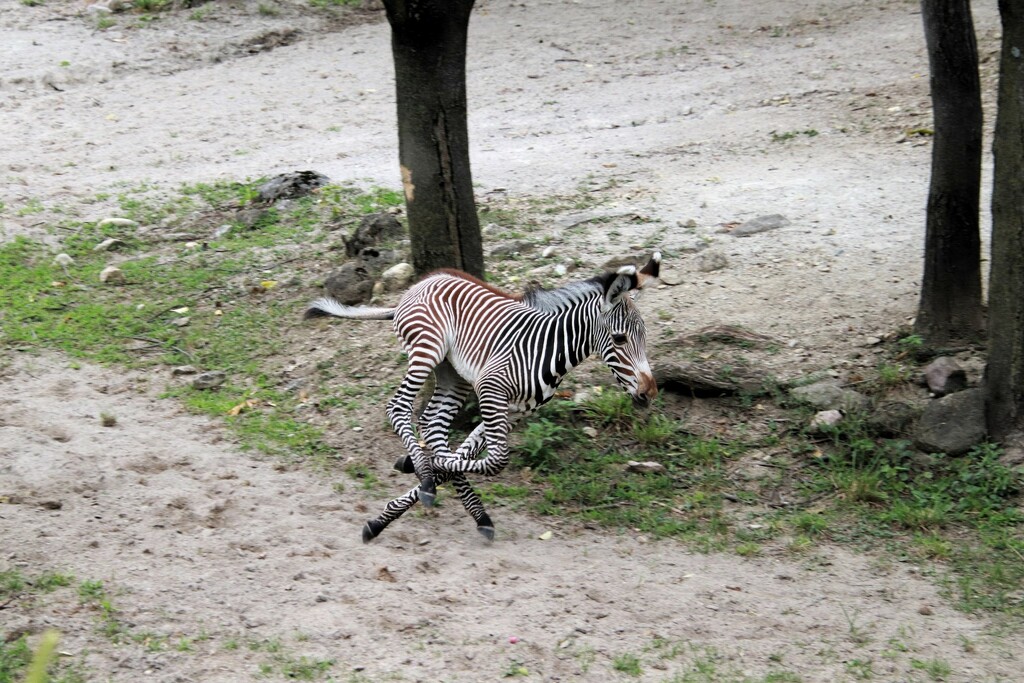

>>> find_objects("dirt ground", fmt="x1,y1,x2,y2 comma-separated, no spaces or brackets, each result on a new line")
1,0,1020,681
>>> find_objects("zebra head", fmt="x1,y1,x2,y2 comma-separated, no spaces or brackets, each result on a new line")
594,252,660,406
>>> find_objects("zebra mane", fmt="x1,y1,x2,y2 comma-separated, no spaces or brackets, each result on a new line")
521,277,604,312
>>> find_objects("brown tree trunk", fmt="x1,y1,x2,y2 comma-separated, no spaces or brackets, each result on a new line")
986,0,1024,440
915,0,984,345
383,0,485,278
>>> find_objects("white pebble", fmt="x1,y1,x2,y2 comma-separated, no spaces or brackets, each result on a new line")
99,266,125,284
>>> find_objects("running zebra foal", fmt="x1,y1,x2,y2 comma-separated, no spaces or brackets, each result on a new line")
305,252,660,542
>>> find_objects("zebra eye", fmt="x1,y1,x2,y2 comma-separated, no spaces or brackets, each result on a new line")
611,333,628,346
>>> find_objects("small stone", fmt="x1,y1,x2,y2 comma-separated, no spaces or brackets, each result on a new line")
98,217,138,228
99,266,125,284
626,460,667,474
695,250,728,272
918,604,933,616
542,245,557,258
171,365,198,376
789,381,869,412
381,262,415,292
213,224,233,239
923,357,967,396
810,409,843,432
53,253,75,267
171,317,191,327
191,371,227,390
93,238,126,252
730,214,790,237
554,264,568,277
582,426,598,438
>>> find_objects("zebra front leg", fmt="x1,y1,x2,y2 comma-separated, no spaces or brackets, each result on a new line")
433,389,512,478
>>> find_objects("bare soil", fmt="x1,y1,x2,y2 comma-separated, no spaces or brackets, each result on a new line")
1,0,1020,681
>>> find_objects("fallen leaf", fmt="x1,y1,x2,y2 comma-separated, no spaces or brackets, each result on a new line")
227,399,260,416
538,530,553,541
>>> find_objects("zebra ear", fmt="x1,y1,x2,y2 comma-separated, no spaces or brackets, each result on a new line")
636,251,661,288
603,267,637,310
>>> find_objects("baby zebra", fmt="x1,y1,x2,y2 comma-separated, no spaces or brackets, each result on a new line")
305,252,660,542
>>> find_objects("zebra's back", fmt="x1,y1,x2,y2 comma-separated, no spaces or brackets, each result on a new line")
393,271,527,384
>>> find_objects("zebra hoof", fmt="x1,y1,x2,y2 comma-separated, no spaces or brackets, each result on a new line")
393,455,415,474
477,525,495,543
362,519,385,543
419,478,437,508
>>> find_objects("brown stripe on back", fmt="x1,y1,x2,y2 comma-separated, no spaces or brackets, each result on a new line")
431,268,524,301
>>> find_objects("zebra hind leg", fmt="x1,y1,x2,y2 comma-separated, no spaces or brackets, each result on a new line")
362,469,463,543
452,476,494,542
385,347,446,507
361,482,421,543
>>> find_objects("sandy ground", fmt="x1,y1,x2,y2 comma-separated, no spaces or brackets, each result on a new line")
1,0,1021,681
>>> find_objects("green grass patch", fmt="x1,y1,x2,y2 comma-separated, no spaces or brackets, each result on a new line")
1,180,400,465
494,389,1024,621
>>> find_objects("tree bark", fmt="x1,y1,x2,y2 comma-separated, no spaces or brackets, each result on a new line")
986,0,1024,440
383,0,485,278
915,0,984,344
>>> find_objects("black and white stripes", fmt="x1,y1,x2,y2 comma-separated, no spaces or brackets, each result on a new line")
306,252,661,542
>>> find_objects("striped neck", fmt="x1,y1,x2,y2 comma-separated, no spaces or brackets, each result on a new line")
521,279,604,312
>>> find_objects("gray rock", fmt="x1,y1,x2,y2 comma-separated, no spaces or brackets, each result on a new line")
695,250,728,272
256,171,330,203
356,247,398,273
381,262,415,292
345,213,406,257
323,262,373,305
914,388,986,455
171,365,198,376
601,253,648,271
99,266,125,284
730,214,790,237
789,380,869,412
192,371,227,390
923,356,968,396
868,400,923,437
491,240,537,258
810,409,843,432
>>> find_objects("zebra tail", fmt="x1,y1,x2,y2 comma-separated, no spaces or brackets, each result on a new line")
304,297,396,321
